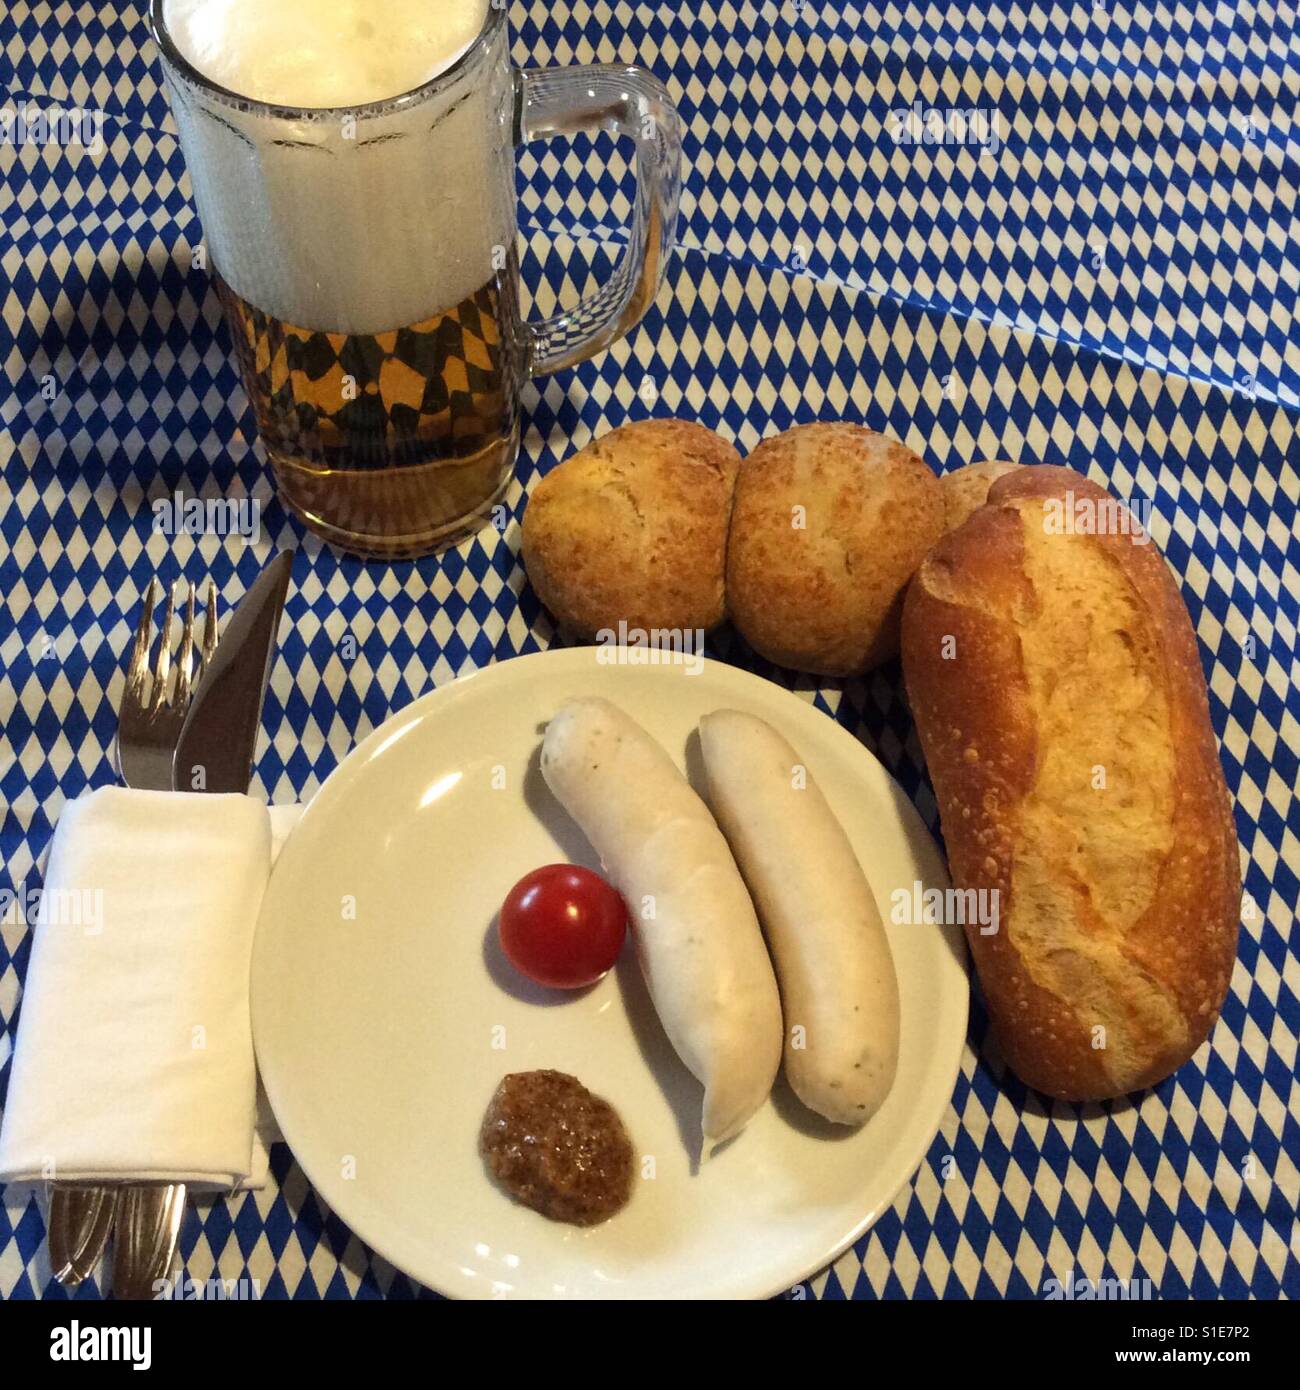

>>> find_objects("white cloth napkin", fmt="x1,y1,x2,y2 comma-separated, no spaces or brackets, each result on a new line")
0,788,302,1191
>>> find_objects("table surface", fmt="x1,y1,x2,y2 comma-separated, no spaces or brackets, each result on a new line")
1,1,1297,1300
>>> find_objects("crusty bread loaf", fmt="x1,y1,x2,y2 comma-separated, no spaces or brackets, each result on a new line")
521,419,740,640
940,460,1023,532
901,465,1240,1101
726,424,943,674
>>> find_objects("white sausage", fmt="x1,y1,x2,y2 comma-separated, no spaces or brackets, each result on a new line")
698,709,900,1124
540,697,782,1144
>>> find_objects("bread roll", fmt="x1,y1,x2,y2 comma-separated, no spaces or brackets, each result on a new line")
521,420,740,641
940,459,1022,532
726,424,943,675
901,466,1240,1101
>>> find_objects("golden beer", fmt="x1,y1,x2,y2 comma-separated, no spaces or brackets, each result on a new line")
217,251,525,558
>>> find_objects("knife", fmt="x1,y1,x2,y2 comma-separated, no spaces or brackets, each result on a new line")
111,549,294,1299
172,549,294,796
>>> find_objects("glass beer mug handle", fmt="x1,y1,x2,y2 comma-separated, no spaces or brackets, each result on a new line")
515,64,682,377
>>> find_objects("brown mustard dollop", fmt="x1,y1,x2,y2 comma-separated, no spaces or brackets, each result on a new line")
479,1069,634,1226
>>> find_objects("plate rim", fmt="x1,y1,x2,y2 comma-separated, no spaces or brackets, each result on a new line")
252,648,969,1300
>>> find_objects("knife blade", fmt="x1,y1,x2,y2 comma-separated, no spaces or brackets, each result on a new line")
112,548,294,1299
173,550,293,794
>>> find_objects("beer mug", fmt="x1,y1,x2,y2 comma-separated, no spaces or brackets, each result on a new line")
150,0,681,558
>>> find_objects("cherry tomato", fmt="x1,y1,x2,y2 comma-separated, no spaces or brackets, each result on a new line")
498,864,628,989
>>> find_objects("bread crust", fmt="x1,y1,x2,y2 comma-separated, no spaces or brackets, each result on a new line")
521,419,741,640
726,424,943,675
940,460,1023,532
901,465,1240,1100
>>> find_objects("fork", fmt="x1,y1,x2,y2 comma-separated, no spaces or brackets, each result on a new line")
118,577,219,789
47,576,218,1292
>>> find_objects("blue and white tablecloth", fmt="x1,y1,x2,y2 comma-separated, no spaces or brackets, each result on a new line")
1,1,1297,1299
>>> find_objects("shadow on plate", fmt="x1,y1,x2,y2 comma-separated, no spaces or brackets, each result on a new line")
612,957,710,1175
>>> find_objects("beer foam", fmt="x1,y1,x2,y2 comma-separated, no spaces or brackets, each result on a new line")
163,0,489,108
160,0,513,336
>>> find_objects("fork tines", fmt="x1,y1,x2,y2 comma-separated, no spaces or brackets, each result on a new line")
127,577,219,710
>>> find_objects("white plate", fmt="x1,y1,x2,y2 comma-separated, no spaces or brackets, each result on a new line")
252,649,968,1300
